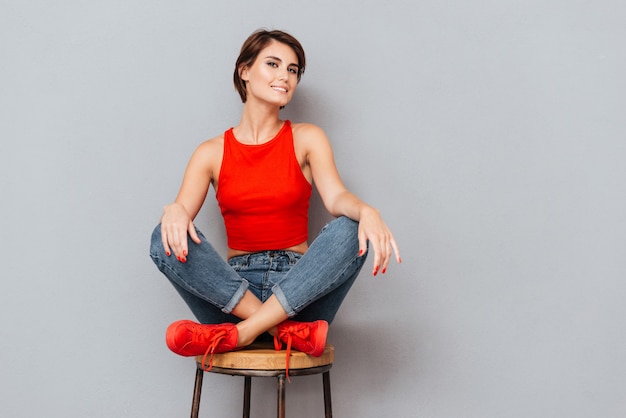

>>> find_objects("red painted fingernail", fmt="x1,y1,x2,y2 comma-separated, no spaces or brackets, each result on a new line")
166,251,171,257
382,268,387,274
358,249,364,256
373,266,379,276
183,250,188,257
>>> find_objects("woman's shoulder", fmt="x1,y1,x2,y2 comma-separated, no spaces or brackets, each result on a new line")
188,134,225,169
291,122,333,161
291,122,329,143
195,133,224,152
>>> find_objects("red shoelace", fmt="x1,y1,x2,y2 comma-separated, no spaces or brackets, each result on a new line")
183,325,232,372
274,324,312,382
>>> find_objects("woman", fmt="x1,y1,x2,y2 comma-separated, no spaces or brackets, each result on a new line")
150,29,401,369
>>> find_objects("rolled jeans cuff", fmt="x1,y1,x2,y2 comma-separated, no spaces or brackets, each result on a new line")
271,283,297,317
222,279,249,314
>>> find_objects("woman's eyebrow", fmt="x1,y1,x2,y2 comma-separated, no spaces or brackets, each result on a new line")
265,55,299,68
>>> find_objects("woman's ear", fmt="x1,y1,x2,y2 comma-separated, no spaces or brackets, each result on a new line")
239,65,249,82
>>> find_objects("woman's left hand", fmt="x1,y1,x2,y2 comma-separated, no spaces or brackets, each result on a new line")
357,207,401,276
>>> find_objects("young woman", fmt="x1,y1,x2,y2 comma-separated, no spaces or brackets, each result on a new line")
150,29,401,369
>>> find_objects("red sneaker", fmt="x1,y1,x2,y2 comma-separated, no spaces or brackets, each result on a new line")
274,320,328,381
274,319,328,357
165,320,239,371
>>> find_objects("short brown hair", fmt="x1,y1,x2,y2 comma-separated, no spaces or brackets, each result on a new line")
233,29,306,103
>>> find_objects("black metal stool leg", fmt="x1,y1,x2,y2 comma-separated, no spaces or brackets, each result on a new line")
190,351,333,418
243,376,251,418
277,374,286,418
191,366,204,418
323,371,332,418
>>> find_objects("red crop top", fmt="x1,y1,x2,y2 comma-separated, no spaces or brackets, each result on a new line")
216,120,312,251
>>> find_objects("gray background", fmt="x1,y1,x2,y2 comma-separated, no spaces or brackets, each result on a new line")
2,1,625,417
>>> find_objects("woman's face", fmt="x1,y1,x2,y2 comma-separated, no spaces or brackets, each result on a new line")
240,41,300,108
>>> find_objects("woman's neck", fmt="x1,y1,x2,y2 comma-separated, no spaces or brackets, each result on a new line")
235,103,284,145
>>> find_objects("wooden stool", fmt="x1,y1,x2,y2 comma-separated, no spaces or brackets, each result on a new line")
191,342,334,418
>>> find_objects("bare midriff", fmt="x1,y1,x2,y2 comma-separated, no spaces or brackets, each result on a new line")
227,240,309,260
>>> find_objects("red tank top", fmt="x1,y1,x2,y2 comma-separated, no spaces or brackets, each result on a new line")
216,120,312,251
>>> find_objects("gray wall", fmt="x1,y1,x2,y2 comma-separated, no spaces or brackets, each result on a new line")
2,1,625,417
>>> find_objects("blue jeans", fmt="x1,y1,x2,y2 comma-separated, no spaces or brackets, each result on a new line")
149,216,367,325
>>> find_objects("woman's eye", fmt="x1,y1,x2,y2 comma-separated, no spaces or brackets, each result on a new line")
288,68,298,74
267,62,278,68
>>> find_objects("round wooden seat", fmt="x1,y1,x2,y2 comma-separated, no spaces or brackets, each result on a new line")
190,342,335,418
196,342,334,372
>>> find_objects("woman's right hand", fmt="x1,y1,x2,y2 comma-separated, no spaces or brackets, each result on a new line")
160,202,201,262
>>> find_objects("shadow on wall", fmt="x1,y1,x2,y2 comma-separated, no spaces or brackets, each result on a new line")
329,319,423,390
308,185,334,240
282,84,340,131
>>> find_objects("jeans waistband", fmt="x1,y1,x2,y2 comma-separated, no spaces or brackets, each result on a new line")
229,250,303,266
